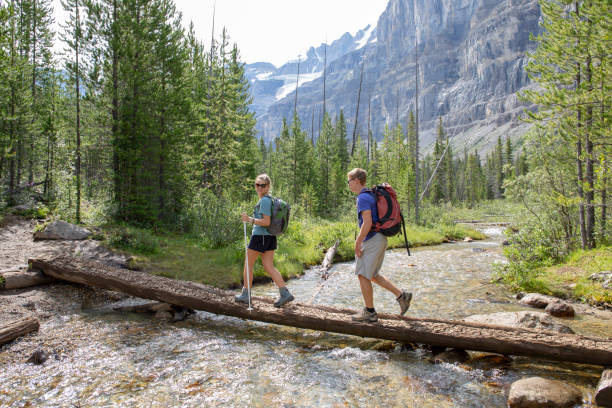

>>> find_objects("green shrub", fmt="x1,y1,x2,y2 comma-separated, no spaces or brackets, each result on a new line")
494,225,563,292
108,226,162,254
13,204,49,219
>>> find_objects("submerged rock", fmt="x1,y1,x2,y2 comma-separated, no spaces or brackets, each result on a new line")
431,349,470,364
507,377,583,408
596,369,612,408
26,349,49,365
544,300,575,318
519,293,554,309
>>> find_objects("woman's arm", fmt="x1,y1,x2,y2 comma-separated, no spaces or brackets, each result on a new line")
250,214,270,227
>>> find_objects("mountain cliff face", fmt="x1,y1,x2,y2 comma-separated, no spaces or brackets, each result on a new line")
248,0,540,154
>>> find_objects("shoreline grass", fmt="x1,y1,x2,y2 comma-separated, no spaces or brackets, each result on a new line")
521,246,612,306
104,219,485,290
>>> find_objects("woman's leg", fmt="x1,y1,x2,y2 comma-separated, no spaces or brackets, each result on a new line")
243,249,260,289
260,250,286,288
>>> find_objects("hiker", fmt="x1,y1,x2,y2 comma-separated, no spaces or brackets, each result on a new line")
347,168,412,322
235,174,295,307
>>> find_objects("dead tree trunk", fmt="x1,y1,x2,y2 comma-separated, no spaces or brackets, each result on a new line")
0,317,39,346
0,269,54,289
320,239,339,278
30,256,612,366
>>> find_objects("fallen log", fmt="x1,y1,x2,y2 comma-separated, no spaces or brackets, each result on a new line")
320,239,339,278
0,316,39,346
30,255,612,366
1,269,54,290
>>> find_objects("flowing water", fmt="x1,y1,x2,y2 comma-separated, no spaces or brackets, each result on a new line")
1,227,609,407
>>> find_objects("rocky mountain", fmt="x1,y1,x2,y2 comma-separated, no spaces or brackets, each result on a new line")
247,0,540,154
245,24,376,126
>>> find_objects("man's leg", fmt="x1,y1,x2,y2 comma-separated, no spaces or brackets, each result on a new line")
372,274,401,298
358,274,374,308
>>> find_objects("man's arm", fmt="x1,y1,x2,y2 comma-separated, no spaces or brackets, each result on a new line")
355,209,372,257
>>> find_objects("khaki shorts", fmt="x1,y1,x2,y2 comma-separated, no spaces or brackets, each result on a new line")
355,233,387,280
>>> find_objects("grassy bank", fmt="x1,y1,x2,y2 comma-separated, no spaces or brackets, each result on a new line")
505,246,611,305
104,218,484,289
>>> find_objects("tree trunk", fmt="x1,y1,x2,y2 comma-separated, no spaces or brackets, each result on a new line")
320,239,339,277
585,53,595,248
0,317,39,346
602,157,607,241
30,256,612,366
1,270,54,289
111,0,121,218
414,36,420,225
75,0,82,224
350,55,365,157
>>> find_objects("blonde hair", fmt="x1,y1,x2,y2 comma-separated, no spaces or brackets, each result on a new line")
255,174,272,188
347,168,367,185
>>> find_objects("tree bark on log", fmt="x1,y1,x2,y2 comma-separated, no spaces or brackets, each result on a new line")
596,369,612,407
320,239,339,278
0,316,39,346
30,256,612,366
1,269,54,289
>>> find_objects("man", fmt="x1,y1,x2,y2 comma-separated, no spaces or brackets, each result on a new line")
347,168,412,322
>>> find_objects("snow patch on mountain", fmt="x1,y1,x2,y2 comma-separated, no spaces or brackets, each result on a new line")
274,72,323,101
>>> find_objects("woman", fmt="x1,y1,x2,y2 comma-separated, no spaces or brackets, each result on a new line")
236,174,295,307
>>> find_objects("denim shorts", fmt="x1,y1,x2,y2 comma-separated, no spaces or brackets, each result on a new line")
248,234,277,253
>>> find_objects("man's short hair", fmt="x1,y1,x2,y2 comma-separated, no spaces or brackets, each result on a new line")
347,168,367,185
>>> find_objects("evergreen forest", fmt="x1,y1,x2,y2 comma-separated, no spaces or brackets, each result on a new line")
0,0,610,296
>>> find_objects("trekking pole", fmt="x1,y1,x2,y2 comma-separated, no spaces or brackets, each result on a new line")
243,221,252,311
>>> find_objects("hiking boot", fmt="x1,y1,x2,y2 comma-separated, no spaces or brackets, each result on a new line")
351,308,378,322
397,290,412,316
234,287,250,304
274,286,295,308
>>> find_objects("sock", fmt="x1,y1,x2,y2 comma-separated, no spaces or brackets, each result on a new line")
366,307,375,313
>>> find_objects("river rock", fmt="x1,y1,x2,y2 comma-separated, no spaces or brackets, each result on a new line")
33,220,91,240
596,369,612,407
507,377,583,408
544,300,575,318
431,348,470,364
519,293,554,309
589,271,612,290
26,349,49,365
463,311,574,334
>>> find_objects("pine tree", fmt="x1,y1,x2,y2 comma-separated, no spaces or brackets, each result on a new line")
521,0,610,248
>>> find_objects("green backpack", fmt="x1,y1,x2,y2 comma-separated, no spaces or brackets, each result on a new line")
255,194,291,235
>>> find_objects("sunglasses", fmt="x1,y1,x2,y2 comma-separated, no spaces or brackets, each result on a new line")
347,178,354,184
255,183,268,188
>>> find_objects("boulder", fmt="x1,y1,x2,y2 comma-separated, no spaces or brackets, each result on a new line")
463,311,574,334
33,220,91,240
507,377,583,408
589,272,612,290
519,293,555,309
596,369,612,408
544,301,575,318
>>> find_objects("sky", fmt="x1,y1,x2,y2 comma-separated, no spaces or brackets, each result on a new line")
51,0,389,67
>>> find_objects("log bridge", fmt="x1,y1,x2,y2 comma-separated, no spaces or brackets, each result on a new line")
30,256,612,366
